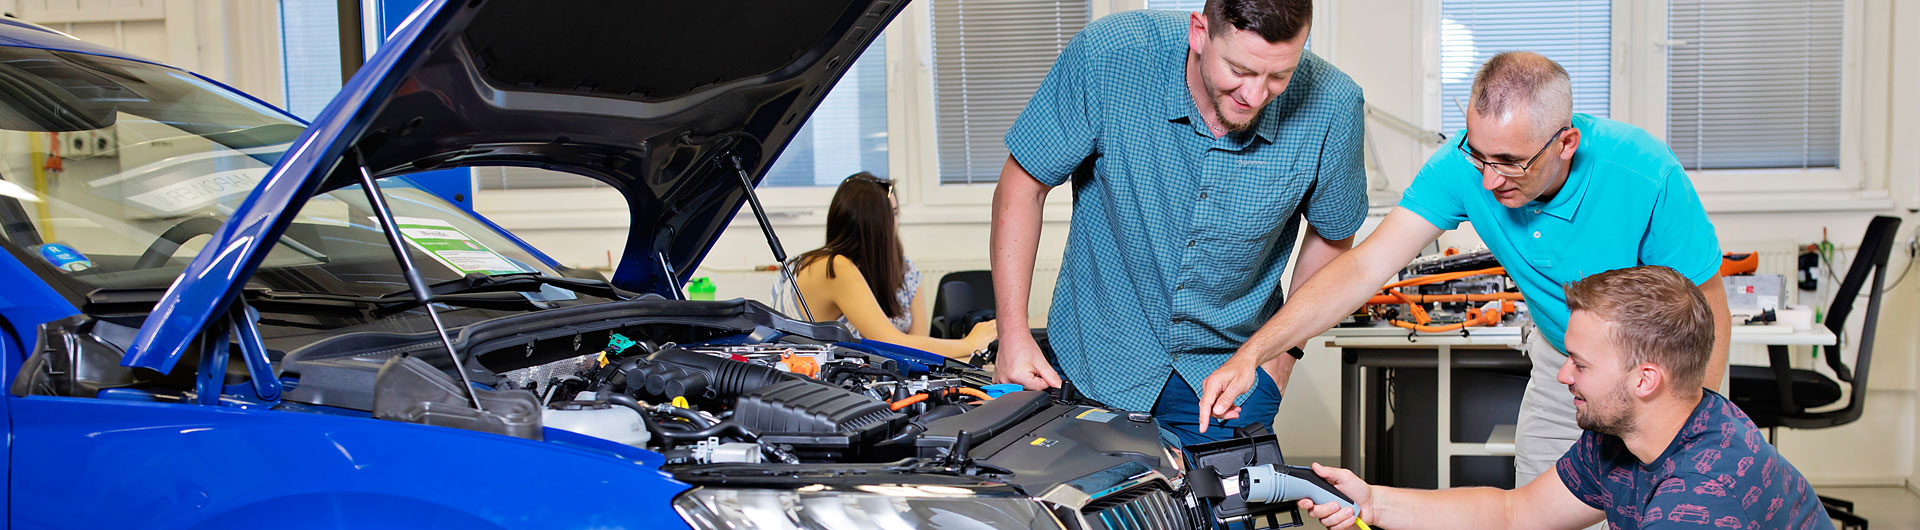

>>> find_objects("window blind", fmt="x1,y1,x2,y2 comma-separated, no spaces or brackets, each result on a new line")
1667,0,1841,170
1146,0,1206,11
1438,0,1610,135
278,0,343,121
932,0,1090,185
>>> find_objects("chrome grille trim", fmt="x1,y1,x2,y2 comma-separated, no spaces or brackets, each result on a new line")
1081,486,1199,530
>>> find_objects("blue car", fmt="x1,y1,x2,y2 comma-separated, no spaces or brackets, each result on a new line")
0,1,1224,529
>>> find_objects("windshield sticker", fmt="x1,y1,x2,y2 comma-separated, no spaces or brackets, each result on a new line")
126,167,269,214
33,243,93,272
377,216,529,276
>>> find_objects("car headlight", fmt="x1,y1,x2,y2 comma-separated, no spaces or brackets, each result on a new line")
673,485,1065,530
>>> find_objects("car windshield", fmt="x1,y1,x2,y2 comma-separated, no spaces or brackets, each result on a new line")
0,46,573,320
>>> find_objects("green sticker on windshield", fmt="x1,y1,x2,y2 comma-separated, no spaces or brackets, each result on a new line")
380,216,529,276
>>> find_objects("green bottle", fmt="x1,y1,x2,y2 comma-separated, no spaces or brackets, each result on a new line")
687,277,716,301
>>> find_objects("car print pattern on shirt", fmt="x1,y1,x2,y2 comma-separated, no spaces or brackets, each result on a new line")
1555,391,1833,529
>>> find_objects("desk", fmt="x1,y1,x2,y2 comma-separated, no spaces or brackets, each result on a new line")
1327,324,1837,487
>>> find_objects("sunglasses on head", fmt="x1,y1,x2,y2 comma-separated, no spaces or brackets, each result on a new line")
843,173,893,189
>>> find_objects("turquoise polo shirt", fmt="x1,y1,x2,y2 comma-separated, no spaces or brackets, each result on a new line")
1003,10,1368,411
1399,113,1720,353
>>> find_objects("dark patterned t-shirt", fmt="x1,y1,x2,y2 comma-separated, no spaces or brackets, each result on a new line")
1557,391,1832,529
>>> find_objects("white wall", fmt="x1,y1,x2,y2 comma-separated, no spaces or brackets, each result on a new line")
482,0,1920,484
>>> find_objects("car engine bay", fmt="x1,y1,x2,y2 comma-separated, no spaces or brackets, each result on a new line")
19,298,1313,528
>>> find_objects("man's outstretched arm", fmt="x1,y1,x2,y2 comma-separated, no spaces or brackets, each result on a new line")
1197,208,1440,427
1301,463,1604,530
990,155,1062,389
1256,226,1356,396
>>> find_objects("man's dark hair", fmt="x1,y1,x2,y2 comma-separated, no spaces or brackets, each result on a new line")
1203,0,1312,43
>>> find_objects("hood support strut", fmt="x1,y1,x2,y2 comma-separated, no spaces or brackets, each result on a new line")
352,149,486,412
729,154,813,321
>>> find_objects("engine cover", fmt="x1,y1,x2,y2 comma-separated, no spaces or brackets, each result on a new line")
734,379,905,455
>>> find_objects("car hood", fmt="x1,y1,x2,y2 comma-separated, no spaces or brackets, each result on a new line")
123,0,903,373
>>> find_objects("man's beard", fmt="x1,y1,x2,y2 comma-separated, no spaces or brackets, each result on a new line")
1209,94,1259,132
1573,383,1636,436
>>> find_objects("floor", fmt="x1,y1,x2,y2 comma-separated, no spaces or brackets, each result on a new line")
1278,486,1919,529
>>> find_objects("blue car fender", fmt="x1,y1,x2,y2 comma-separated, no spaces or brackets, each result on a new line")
7,395,692,530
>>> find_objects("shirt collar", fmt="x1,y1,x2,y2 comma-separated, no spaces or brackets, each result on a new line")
1162,49,1211,136
1530,113,1594,221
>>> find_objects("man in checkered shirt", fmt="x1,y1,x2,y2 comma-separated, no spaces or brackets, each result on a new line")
989,0,1367,445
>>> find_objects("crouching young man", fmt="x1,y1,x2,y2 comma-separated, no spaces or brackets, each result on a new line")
1299,266,1831,530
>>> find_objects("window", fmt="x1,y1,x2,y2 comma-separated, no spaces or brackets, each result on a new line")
1438,0,1609,134
932,0,1090,185
1146,0,1205,10
278,0,344,121
1666,0,1841,170
763,33,890,187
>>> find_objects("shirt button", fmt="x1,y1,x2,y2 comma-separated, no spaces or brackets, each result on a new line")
1532,209,1542,214
1187,240,1196,248
1199,192,1209,200
1533,231,1542,239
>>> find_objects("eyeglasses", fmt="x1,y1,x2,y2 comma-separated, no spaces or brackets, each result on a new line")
1458,126,1570,178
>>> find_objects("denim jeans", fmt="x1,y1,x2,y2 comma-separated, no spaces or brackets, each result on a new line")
1150,369,1284,448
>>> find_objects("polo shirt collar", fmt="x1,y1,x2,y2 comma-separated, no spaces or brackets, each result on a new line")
1531,113,1595,221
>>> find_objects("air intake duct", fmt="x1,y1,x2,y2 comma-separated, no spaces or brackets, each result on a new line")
617,346,796,401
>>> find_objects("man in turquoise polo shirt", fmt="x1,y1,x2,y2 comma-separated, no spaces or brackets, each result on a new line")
1197,52,1730,485
990,0,1369,445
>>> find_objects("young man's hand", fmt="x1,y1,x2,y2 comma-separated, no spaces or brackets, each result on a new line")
1195,353,1261,433
991,329,1061,390
1296,463,1376,530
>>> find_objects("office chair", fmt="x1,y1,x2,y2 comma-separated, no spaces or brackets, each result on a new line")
1728,216,1901,530
929,270,996,339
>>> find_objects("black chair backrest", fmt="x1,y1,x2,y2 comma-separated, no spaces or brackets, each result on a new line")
1802,215,1901,427
930,270,995,339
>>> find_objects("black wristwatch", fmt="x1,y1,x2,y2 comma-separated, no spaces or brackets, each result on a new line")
1285,346,1306,360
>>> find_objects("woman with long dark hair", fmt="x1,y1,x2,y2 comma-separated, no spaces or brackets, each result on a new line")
773,172,997,358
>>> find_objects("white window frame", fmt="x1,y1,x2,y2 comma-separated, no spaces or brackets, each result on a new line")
1417,0,1885,213
1625,0,1870,198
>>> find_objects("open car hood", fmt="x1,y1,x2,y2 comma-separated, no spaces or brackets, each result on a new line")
124,0,903,373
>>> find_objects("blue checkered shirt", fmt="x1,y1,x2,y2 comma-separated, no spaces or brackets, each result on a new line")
1005,10,1368,412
